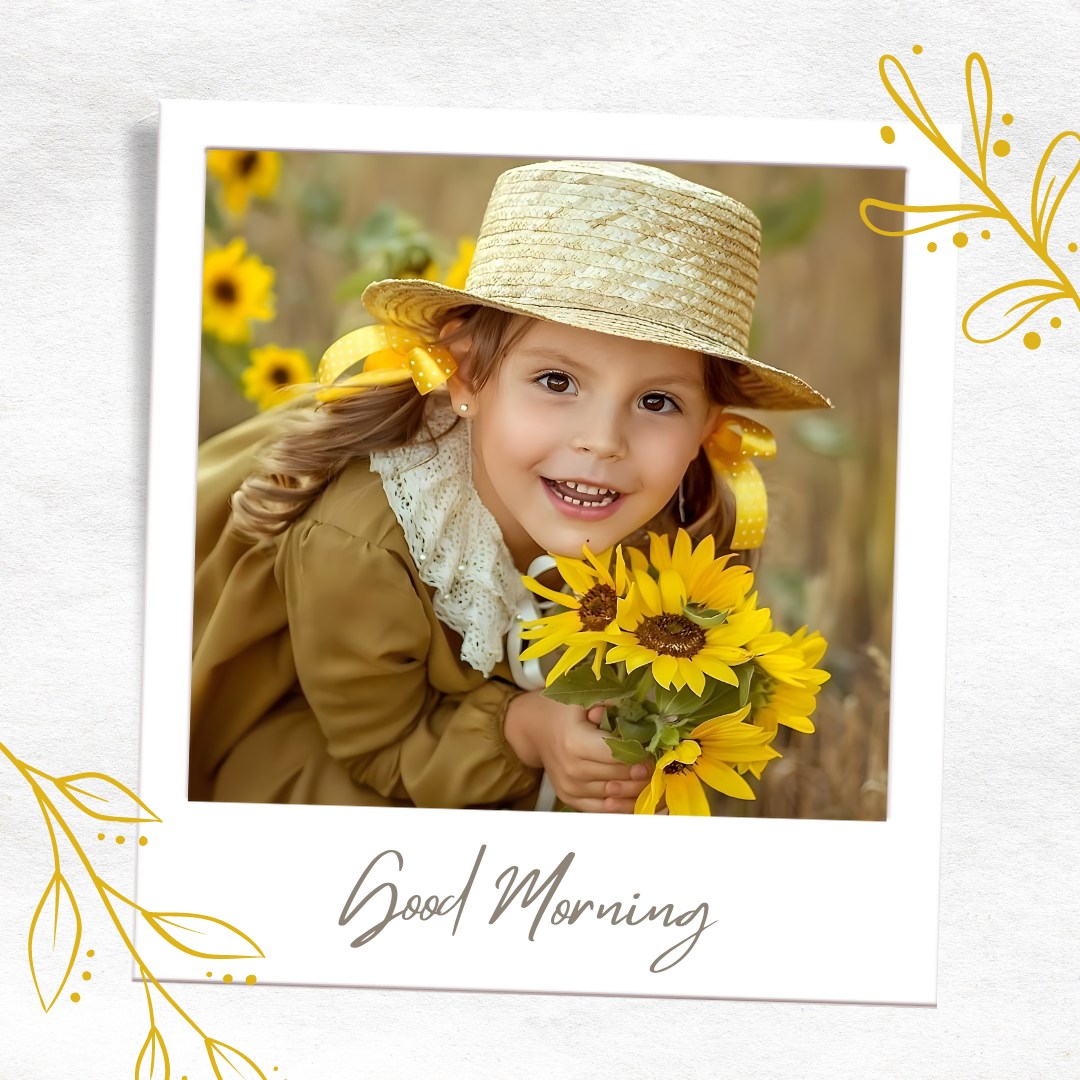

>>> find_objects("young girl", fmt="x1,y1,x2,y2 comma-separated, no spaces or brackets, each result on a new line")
189,159,830,814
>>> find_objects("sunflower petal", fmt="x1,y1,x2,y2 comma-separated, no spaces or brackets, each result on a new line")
551,555,597,596
635,770,666,814
522,576,580,608
664,771,710,815
677,657,707,696
634,571,662,613
581,545,616,589
652,654,678,688
658,568,687,612
649,532,672,571
693,756,756,800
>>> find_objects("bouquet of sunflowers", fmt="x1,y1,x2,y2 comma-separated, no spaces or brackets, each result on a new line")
519,529,829,816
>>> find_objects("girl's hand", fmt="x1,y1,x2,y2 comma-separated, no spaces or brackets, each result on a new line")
504,691,652,813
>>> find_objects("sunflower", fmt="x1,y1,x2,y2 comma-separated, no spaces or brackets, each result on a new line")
634,704,780,815
241,345,314,411
605,529,765,695
202,239,276,344
441,237,476,290
733,614,830,778
206,150,282,216
519,546,628,682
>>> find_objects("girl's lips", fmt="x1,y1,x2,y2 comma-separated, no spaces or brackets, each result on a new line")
541,477,624,521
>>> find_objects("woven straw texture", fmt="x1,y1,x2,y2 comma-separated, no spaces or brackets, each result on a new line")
363,160,830,410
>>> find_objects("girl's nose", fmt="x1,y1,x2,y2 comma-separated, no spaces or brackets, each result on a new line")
574,408,628,460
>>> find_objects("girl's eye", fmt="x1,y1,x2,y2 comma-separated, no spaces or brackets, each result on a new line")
640,392,680,413
537,371,576,394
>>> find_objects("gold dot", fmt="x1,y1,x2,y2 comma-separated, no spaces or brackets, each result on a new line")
1051,316,1062,328
70,992,81,1003
953,232,968,248
97,832,105,841
138,835,148,846
1024,331,1041,350
115,836,125,844
1002,113,1013,125
223,974,233,984
1069,242,1078,252
927,241,937,252
992,139,1010,157
981,229,991,239
86,950,94,957
880,125,895,144
246,974,257,985
912,44,923,54
206,971,213,978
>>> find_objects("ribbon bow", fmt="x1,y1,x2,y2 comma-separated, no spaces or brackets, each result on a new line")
702,412,777,550
316,324,457,403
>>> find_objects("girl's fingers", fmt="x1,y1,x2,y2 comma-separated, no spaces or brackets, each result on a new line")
604,778,650,799
567,796,639,814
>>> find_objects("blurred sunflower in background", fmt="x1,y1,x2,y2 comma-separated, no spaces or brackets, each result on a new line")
241,345,313,411
202,238,276,344
207,149,282,216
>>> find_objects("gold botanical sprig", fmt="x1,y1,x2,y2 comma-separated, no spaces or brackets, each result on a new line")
861,51,1080,346
1,738,271,1080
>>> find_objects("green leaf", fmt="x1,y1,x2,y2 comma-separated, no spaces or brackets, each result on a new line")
204,189,224,235
792,414,859,458
682,603,729,628
657,725,682,749
737,662,755,707
298,184,343,228
603,737,649,765
654,678,728,718
680,684,743,724
615,714,658,744
756,180,824,255
543,661,640,708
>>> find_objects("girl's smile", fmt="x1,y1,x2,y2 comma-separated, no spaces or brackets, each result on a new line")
448,320,722,569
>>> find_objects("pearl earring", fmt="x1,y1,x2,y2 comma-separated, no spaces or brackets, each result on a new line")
458,403,469,414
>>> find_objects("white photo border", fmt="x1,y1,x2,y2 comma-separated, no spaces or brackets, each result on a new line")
138,102,957,1003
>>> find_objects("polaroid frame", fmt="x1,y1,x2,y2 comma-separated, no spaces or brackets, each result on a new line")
138,102,957,1002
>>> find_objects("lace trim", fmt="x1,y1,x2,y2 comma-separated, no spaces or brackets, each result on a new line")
369,395,530,677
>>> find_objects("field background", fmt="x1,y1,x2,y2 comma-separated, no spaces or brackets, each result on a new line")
201,153,904,820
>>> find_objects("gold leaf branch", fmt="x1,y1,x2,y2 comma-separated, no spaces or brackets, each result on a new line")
0,738,270,1080
861,50,1080,346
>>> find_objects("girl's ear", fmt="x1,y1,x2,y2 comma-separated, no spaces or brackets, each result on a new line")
702,401,725,439
438,317,475,406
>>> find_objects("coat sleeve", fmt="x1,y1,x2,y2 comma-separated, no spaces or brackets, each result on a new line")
277,519,540,808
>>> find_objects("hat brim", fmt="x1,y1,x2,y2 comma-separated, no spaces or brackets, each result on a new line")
362,278,832,411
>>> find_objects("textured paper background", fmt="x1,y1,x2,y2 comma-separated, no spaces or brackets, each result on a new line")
2,2,1078,1077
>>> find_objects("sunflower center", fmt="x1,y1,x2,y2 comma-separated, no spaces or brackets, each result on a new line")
212,277,238,304
635,613,706,658
236,151,259,176
269,365,291,386
578,583,617,630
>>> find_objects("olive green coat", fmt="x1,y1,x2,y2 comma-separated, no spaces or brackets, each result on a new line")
190,409,541,810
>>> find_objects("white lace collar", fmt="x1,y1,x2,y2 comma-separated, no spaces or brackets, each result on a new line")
369,395,531,677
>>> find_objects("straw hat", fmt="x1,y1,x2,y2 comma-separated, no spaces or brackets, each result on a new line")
362,160,831,410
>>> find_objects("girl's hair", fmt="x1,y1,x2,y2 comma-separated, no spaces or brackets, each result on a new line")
229,305,761,570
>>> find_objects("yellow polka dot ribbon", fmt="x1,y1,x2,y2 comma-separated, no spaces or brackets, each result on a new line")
315,324,457,403
702,412,777,550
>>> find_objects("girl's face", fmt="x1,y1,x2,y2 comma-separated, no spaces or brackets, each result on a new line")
449,319,722,569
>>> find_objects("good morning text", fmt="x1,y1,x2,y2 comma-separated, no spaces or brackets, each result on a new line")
338,846,715,973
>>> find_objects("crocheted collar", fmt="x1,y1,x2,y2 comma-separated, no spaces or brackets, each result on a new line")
368,395,530,677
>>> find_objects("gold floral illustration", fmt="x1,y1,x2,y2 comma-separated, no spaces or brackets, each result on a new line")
1,738,272,1079
861,50,1079,348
